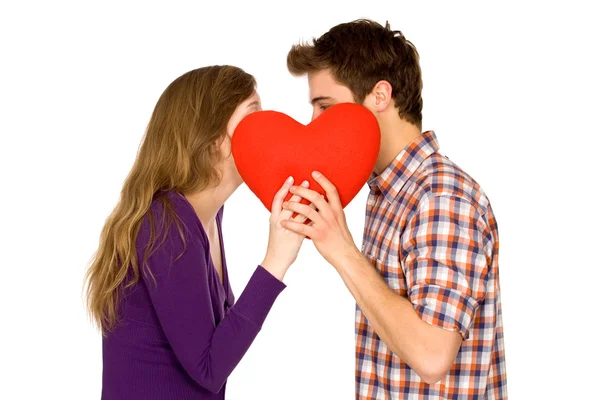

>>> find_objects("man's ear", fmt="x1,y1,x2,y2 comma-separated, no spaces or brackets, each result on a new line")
364,80,393,113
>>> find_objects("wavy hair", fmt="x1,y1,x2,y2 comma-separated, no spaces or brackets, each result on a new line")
85,66,256,335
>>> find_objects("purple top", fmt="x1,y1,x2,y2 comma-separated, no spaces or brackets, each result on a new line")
102,191,286,399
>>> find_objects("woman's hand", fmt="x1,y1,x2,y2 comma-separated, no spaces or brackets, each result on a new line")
261,177,310,280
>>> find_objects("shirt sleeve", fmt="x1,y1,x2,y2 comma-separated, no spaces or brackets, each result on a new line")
400,194,492,340
140,214,285,393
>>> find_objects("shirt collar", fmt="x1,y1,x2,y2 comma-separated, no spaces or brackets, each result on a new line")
368,131,440,203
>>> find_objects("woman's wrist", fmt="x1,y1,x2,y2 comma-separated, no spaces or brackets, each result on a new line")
260,255,288,281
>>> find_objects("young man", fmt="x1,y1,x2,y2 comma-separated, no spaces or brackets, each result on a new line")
281,19,507,399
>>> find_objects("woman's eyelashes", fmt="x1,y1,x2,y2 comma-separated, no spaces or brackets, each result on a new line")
247,105,260,115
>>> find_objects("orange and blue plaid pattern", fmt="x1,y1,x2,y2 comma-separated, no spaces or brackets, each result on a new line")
356,131,507,399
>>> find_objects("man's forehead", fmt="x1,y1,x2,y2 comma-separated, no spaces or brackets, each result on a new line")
308,77,336,99
308,70,335,86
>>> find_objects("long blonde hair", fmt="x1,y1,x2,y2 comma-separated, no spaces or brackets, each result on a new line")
85,66,256,335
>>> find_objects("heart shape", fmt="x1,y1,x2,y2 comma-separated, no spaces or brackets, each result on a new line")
232,102,380,211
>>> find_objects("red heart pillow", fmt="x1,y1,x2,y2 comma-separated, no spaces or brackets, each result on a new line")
232,102,380,211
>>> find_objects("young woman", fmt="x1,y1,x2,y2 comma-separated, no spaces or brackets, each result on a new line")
85,65,310,399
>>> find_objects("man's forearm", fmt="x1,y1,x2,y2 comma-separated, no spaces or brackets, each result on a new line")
334,249,461,384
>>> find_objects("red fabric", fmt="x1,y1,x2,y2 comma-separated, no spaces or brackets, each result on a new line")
232,102,380,211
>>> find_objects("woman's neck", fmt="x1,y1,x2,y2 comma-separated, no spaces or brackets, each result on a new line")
184,171,241,228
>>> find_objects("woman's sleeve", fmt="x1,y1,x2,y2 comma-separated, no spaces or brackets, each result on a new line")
141,218,285,393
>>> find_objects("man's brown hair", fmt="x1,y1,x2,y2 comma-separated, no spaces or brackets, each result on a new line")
287,19,423,129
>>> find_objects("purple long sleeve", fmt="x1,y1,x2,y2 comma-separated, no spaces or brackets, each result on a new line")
101,192,285,399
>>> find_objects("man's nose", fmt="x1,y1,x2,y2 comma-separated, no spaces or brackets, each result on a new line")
311,110,319,121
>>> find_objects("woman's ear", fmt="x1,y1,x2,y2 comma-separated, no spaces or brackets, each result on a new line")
364,80,393,113
216,134,233,159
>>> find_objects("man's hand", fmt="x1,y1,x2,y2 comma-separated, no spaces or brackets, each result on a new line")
282,172,463,384
280,171,360,267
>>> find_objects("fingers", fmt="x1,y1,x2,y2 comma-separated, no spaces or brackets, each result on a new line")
288,185,330,215
280,219,314,238
283,200,323,225
273,173,342,223
271,176,294,218
291,202,316,223
280,180,309,220
311,171,342,210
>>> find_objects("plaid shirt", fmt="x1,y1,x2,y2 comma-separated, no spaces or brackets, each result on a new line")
356,131,507,399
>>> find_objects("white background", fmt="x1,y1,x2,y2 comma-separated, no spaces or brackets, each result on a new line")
1,1,599,399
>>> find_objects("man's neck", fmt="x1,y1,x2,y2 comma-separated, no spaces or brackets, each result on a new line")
374,114,422,174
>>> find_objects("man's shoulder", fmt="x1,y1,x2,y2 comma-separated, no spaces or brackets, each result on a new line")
407,153,491,214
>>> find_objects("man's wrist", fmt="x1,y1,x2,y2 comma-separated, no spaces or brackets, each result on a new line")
331,245,364,274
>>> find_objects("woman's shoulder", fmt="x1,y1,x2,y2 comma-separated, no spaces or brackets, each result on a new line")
151,191,198,222
138,191,205,247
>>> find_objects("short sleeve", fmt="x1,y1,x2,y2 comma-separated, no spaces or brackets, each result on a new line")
400,195,492,339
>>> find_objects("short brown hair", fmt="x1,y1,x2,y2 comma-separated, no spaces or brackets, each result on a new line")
288,19,423,129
